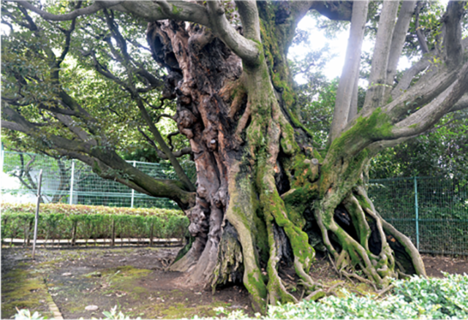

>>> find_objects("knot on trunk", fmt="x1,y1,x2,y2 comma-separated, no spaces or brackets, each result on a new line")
177,108,198,139
187,205,209,236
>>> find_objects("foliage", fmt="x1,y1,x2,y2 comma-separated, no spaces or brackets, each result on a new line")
102,305,141,320
214,274,468,319
14,308,44,320
1,202,188,242
13,306,141,320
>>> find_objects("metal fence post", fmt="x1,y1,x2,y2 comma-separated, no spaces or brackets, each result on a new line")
414,176,420,251
69,159,75,205
32,169,43,259
131,161,136,208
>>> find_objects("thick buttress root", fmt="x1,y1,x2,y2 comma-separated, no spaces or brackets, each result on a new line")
315,185,426,287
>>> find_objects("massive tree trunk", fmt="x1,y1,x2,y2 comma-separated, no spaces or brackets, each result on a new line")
145,4,425,312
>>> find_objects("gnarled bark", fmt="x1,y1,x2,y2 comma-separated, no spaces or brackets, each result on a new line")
144,4,429,312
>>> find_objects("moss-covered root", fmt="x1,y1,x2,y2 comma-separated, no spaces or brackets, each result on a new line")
316,186,426,288
355,186,426,277
315,200,390,287
224,163,267,313
259,170,320,298
264,212,297,305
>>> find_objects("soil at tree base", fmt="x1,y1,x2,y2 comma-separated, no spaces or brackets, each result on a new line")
2,246,467,319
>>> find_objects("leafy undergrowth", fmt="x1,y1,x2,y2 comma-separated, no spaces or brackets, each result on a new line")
214,274,468,319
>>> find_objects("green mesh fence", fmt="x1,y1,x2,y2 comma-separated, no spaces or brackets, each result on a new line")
2,151,467,255
1,151,196,210
368,177,468,255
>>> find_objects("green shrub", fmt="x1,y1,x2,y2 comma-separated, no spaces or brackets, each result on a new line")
1,202,188,242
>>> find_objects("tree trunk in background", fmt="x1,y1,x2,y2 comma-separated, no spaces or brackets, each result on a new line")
147,6,425,313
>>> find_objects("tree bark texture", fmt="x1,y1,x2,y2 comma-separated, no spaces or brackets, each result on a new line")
145,5,426,312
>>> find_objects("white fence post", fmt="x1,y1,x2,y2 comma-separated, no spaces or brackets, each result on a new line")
131,161,136,208
69,159,75,205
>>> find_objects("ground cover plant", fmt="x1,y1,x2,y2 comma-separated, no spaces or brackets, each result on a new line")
2,0,468,312
1,202,189,244
214,274,468,319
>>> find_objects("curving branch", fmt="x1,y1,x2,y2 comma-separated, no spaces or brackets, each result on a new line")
2,120,28,133
392,62,468,138
206,0,260,66
391,38,468,100
13,0,123,21
391,55,432,100
290,1,352,23
235,0,261,41
14,0,209,27
53,113,97,146
138,127,192,160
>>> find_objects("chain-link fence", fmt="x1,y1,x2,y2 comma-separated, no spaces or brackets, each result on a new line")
368,177,468,255
1,151,196,209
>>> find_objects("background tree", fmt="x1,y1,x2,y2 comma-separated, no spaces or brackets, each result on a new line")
2,0,468,312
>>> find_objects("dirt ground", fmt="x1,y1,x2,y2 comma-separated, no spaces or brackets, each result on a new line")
2,245,467,319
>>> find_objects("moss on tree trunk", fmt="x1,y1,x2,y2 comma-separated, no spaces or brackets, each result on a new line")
147,10,426,314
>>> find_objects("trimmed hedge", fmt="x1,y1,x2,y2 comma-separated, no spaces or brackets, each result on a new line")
1,203,188,244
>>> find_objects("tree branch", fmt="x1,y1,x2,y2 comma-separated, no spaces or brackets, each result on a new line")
13,0,123,21
384,1,417,99
79,17,194,191
235,0,261,41
442,0,465,70
135,0,210,25
329,0,369,143
385,67,459,123
14,0,211,28
362,0,400,113
449,94,468,113
207,0,260,66
414,1,429,54
138,127,192,159
308,1,353,21
53,113,97,146
392,62,468,138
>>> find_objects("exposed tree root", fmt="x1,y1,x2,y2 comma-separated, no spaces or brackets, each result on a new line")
313,184,425,291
